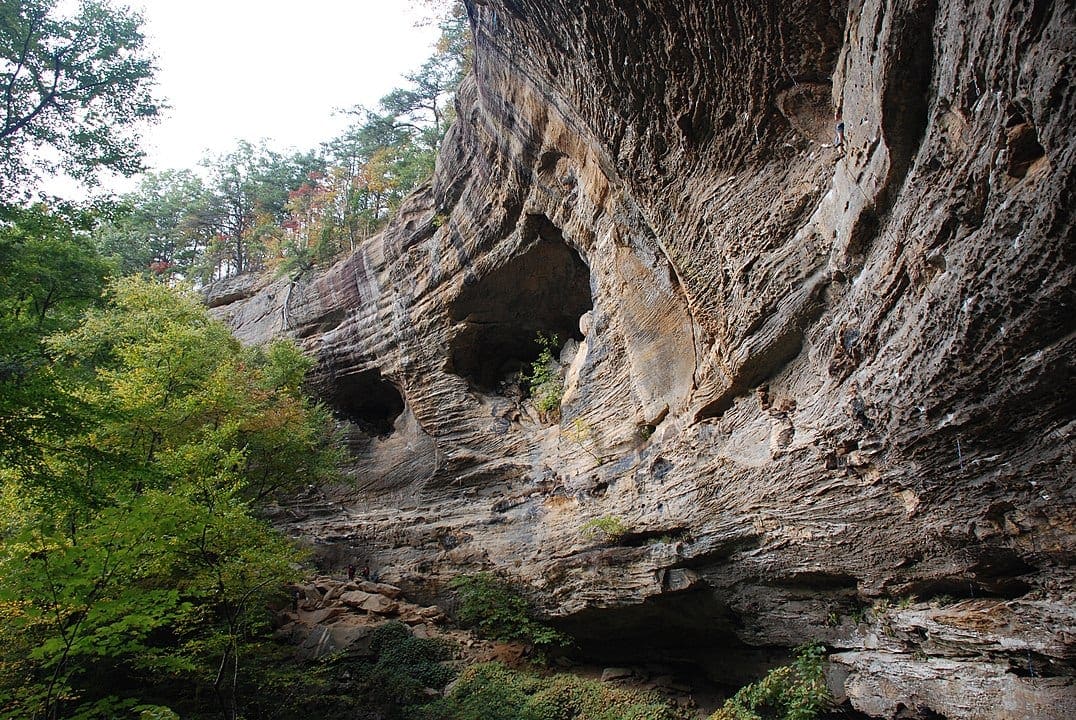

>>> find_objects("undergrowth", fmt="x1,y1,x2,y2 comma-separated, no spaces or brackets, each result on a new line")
708,643,829,720
238,622,455,720
419,662,689,720
450,573,568,655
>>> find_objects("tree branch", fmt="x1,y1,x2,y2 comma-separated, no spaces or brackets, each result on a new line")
2,8,42,135
1,51,63,141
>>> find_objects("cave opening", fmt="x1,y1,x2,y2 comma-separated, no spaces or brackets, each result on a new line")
552,590,786,694
326,369,405,436
447,214,593,391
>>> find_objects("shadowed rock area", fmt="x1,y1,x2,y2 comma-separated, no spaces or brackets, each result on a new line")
211,0,1075,717
325,368,405,436
447,213,592,389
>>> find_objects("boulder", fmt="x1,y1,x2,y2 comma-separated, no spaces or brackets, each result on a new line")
298,606,345,625
600,667,634,682
340,590,398,615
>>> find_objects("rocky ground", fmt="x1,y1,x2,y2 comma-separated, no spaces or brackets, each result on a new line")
276,575,448,660
275,573,716,715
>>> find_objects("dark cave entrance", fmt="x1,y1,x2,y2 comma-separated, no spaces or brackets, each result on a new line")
447,214,593,390
326,369,405,436
552,590,789,700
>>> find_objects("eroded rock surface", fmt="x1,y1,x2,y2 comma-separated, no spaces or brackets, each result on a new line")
213,0,1075,717
277,575,448,660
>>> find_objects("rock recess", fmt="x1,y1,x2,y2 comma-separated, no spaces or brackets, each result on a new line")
213,0,1075,717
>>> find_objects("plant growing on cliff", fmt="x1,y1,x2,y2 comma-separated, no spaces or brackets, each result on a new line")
564,418,609,465
449,573,568,655
581,515,631,544
523,332,564,421
709,642,830,720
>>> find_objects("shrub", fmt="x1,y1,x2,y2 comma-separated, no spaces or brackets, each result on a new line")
521,673,684,720
709,643,829,720
524,332,564,420
419,662,540,720
449,573,568,653
238,625,456,720
365,622,457,710
581,515,631,543
421,663,687,720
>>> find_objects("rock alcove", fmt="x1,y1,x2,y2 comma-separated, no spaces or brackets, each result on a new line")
325,369,405,436
447,214,592,390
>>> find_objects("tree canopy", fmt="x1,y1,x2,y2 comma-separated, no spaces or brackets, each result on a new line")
92,0,471,283
0,0,161,198
0,275,337,719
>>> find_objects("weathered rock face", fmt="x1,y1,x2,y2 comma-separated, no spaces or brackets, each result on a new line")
212,0,1074,716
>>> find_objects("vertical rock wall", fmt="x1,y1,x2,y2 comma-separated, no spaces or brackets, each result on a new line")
210,0,1075,716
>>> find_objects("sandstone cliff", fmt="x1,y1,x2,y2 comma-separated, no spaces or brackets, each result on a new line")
209,1,1075,717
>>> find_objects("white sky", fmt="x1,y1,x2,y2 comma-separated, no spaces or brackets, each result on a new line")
66,1,442,195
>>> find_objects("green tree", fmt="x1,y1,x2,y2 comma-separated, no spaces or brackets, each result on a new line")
202,141,263,277
0,0,161,197
381,1,470,154
0,276,337,719
0,203,110,481
380,55,456,142
0,204,109,345
312,0,470,252
323,109,415,238
199,142,325,280
95,170,214,277
274,171,339,279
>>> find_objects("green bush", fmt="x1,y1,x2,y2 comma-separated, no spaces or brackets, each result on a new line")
421,663,687,720
522,673,684,720
709,643,829,720
524,332,565,420
581,515,631,543
239,623,455,720
366,622,457,711
450,573,568,653
420,662,540,720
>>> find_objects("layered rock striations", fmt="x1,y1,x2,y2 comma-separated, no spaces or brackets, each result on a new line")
211,1,1075,716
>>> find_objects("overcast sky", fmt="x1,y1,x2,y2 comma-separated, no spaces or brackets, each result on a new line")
76,1,442,194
